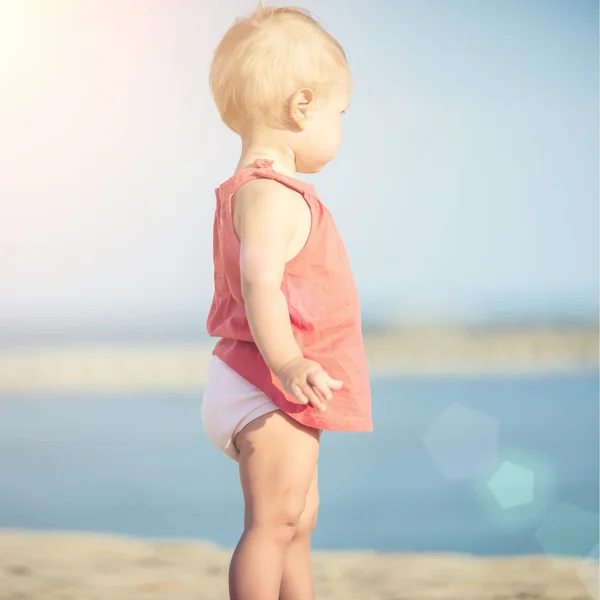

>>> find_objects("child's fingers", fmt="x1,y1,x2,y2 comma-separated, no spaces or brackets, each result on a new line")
305,384,326,411
325,375,343,390
292,382,326,411
290,384,309,405
308,372,342,397
308,373,333,401
300,377,327,411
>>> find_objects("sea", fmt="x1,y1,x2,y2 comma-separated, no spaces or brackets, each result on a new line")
0,372,598,557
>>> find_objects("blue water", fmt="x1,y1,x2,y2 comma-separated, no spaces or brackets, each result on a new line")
0,373,598,556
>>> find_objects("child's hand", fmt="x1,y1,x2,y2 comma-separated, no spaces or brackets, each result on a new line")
276,357,343,412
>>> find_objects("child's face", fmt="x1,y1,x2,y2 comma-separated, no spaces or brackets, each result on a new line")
291,82,351,174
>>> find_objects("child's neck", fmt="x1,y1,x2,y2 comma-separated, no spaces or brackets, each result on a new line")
237,129,297,177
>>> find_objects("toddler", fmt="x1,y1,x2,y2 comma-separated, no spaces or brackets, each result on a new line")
201,3,373,599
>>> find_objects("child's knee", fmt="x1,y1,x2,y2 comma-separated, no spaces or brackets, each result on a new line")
247,495,308,542
295,490,319,539
295,505,319,540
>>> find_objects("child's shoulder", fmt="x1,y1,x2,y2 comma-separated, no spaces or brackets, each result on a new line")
231,175,310,237
234,175,306,211
222,160,315,199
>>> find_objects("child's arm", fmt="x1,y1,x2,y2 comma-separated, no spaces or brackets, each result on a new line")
235,179,342,411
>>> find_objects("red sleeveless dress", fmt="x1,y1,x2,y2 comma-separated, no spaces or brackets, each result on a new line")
206,159,372,432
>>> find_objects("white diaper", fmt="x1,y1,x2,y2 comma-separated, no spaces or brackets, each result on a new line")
201,355,280,461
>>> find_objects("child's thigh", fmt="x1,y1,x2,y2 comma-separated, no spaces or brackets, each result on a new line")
235,410,320,525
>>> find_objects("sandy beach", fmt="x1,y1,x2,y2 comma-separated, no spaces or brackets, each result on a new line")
0,325,597,395
0,530,596,600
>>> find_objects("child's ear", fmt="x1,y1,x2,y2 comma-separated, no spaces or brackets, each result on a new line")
288,88,315,130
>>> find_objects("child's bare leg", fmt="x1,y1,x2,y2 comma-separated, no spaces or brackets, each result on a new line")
229,410,320,600
279,467,319,600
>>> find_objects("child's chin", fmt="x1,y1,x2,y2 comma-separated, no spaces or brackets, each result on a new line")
297,159,329,175
298,166,322,175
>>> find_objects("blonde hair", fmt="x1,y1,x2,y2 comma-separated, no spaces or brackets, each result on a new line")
209,3,350,134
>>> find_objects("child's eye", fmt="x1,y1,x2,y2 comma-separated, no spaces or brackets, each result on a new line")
341,110,347,115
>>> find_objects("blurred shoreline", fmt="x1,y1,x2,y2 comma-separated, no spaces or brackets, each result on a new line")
1,529,595,600
0,324,597,393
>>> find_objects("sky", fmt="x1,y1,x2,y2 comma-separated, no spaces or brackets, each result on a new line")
0,0,598,341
